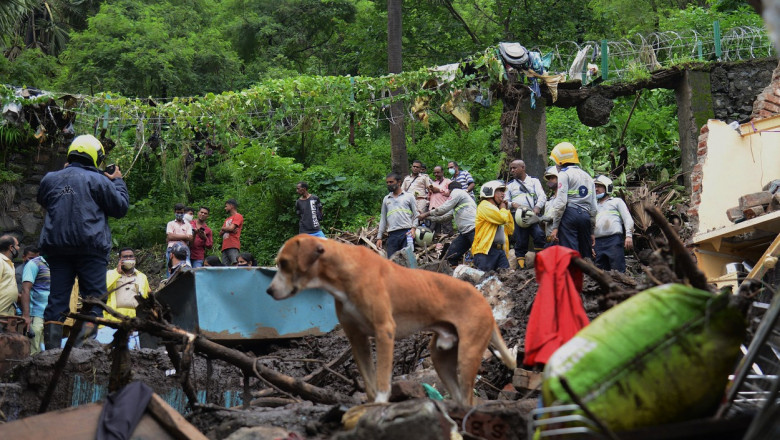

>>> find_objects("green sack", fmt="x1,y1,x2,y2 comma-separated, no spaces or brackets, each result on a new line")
542,283,745,433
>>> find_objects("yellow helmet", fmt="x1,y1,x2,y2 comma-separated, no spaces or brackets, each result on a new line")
550,142,579,166
67,134,105,168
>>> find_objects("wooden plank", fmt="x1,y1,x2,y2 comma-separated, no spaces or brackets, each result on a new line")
694,210,780,245
0,402,177,440
745,233,780,282
147,393,209,440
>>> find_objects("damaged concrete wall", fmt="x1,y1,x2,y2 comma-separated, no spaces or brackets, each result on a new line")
691,118,780,234
689,60,780,234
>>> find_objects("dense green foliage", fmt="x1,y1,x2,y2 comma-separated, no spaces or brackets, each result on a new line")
0,1,762,263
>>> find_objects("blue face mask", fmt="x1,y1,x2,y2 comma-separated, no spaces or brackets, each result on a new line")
448,168,455,175
596,193,606,200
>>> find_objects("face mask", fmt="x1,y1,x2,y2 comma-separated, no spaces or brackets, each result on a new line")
183,213,193,222
237,262,248,267
387,184,398,193
121,259,136,270
596,193,606,200
10,247,18,259
175,213,184,221
547,181,556,189
448,168,455,175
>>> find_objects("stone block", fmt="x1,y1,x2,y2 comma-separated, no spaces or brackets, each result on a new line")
512,368,543,392
389,380,426,402
739,191,773,209
743,206,765,220
0,214,19,231
726,207,744,222
20,213,41,236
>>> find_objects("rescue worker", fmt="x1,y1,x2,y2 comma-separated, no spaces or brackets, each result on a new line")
471,181,514,271
37,135,128,347
541,166,559,247
418,181,476,267
505,160,546,268
593,175,634,272
377,172,418,260
543,142,597,258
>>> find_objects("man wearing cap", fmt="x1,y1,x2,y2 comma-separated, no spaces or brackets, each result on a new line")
220,198,243,266
37,134,128,345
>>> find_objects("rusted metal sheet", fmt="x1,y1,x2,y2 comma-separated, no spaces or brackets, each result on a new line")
0,315,30,376
154,267,338,341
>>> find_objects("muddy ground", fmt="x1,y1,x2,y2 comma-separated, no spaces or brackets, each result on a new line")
1,249,673,439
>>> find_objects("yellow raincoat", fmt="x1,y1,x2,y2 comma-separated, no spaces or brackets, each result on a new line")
104,269,151,322
472,200,514,257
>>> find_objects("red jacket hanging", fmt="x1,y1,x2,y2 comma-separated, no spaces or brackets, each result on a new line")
523,246,590,366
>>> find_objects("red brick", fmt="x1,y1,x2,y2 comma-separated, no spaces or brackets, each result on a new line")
774,88,780,97
692,183,701,193
739,191,773,208
726,206,744,222
700,125,709,135
744,205,765,219
762,102,780,114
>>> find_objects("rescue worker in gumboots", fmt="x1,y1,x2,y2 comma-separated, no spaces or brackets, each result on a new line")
542,142,598,258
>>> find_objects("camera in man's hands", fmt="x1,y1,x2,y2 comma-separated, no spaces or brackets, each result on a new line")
104,164,117,174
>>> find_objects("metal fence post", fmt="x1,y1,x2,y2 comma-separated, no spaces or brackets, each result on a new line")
714,20,722,60
697,40,703,60
601,40,608,81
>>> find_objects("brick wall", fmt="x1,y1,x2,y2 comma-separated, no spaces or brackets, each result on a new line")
752,61,780,120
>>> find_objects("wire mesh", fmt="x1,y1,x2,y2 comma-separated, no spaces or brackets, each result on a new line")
547,25,775,81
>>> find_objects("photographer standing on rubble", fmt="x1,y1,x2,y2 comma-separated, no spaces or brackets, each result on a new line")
37,134,129,349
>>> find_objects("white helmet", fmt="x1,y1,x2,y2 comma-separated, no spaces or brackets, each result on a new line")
594,175,614,194
480,180,506,199
414,226,434,247
515,208,539,228
544,166,558,180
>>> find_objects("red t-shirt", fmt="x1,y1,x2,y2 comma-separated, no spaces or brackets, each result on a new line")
221,213,243,250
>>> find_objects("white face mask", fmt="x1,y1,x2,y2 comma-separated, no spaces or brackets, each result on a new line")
121,259,136,271
183,213,194,222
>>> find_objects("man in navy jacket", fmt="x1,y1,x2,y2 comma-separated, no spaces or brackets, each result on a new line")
37,134,129,348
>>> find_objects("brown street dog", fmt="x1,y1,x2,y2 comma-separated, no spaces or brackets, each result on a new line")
267,234,517,406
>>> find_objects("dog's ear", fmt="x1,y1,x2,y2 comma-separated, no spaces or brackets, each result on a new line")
297,237,325,272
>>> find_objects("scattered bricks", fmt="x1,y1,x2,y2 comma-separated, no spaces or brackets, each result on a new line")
498,383,519,401
739,191,774,209
726,206,744,222
512,368,543,393
389,380,427,402
743,205,765,220
769,193,780,213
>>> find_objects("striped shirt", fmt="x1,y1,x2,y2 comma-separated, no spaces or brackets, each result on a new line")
452,170,475,198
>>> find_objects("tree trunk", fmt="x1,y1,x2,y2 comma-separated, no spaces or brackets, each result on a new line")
387,0,408,176
499,94,521,181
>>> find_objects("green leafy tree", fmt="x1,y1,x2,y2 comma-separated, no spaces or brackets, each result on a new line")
57,0,243,97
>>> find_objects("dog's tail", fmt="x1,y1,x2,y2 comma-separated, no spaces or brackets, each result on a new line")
490,323,517,370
